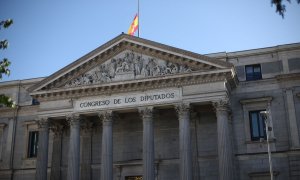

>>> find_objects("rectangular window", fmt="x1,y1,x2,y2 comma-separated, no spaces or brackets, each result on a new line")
245,64,262,81
249,110,266,141
27,131,39,158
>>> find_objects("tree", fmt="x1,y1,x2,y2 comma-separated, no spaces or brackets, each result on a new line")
271,0,300,18
0,19,15,108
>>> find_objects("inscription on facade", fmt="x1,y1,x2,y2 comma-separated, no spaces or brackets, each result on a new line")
74,88,182,111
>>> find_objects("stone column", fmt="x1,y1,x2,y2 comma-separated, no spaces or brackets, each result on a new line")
98,110,114,180
175,103,193,180
80,120,93,180
139,106,155,180
67,114,81,180
36,117,50,180
50,122,64,180
285,88,300,148
213,99,234,180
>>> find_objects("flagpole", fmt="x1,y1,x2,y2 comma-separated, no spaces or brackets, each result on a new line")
138,0,140,37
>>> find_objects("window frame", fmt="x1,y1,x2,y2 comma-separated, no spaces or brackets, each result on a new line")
245,64,262,81
249,110,266,141
22,121,38,161
27,130,39,158
240,97,274,143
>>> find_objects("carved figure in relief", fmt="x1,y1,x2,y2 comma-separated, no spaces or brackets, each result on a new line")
64,51,195,87
152,65,161,76
108,59,117,77
141,64,149,77
134,55,142,75
147,58,157,76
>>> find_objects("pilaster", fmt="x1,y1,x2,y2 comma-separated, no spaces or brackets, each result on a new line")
285,88,300,148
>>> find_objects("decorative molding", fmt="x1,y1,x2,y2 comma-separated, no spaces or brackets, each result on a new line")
49,120,67,136
276,72,300,81
138,106,154,120
66,114,82,127
175,103,190,117
240,97,273,105
31,69,232,102
212,98,230,112
98,110,114,125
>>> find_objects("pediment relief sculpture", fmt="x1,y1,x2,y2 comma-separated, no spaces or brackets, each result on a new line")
65,51,194,88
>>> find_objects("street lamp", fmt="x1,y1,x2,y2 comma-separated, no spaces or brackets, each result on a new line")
260,111,273,180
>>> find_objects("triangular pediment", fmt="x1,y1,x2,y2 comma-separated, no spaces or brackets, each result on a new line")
29,34,233,94
64,50,197,88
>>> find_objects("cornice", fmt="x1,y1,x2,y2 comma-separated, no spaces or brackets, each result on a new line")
240,97,273,105
225,43,300,59
31,69,233,102
276,72,300,81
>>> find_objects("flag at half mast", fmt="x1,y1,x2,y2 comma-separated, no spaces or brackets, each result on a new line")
128,14,139,36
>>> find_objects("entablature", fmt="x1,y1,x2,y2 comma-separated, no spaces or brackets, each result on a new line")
31,69,233,102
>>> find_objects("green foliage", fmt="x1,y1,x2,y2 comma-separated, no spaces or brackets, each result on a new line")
0,94,16,108
0,19,15,108
0,19,13,29
271,0,300,18
0,40,9,49
0,58,11,79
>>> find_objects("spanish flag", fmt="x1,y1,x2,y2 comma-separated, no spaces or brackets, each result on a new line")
128,14,139,36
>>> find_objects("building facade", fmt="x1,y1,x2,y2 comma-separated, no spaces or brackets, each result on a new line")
0,34,300,180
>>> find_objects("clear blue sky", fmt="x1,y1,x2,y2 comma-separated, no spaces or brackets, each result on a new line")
1,0,300,81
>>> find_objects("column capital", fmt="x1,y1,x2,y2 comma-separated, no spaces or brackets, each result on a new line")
212,98,230,112
138,106,154,120
98,110,114,125
36,117,49,130
175,103,190,117
49,121,66,136
66,114,82,127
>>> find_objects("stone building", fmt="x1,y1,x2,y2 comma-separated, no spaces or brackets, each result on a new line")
0,34,300,180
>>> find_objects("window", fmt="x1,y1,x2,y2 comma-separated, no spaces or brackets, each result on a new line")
27,131,38,158
245,64,262,81
249,110,266,141
32,98,40,105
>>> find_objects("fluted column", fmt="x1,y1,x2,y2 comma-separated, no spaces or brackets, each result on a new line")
139,106,155,180
67,114,81,180
175,103,193,180
36,117,50,180
98,110,114,180
213,99,234,180
80,120,93,180
50,122,64,180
